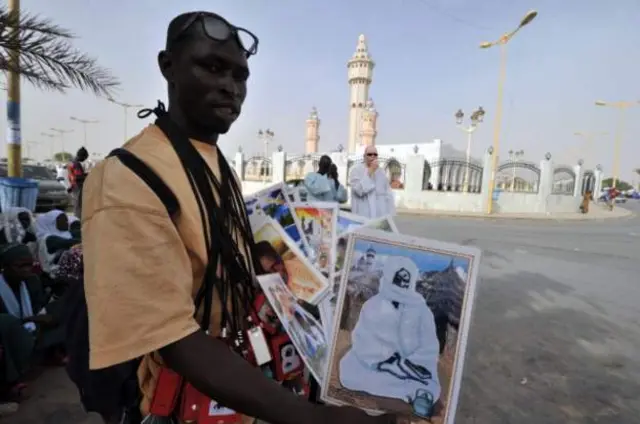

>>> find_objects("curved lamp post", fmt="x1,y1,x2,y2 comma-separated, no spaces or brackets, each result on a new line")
593,100,640,189
480,10,538,213
70,116,99,151
455,106,485,192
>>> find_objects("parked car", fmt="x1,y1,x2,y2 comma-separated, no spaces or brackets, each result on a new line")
0,164,70,212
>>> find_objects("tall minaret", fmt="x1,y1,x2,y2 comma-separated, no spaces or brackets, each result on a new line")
360,99,378,148
305,106,320,154
347,34,374,154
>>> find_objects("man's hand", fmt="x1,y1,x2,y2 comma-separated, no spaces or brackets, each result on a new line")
368,159,379,176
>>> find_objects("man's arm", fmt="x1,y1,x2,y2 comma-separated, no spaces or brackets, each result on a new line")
160,331,319,423
349,165,376,197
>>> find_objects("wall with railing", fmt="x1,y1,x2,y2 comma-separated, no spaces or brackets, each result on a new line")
234,149,604,214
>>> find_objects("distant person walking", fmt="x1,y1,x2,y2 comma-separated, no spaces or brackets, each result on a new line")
67,147,88,218
580,191,593,214
349,146,395,218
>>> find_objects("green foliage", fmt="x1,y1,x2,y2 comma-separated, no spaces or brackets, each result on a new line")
0,6,119,96
53,151,72,162
601,178,632,191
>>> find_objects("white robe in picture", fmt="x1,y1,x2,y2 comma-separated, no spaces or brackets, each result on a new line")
339,256,441,403
349,163,395,219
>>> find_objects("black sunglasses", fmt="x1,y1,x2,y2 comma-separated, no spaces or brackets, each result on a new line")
172,12,259,57
366,153,378,157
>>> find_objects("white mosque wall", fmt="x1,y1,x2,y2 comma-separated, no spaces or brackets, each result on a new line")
237,150,602,215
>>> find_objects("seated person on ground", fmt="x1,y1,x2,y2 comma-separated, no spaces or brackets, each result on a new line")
35,210,79,280
0,244,66,401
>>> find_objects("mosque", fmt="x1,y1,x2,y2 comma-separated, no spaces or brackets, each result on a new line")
303,34,468,164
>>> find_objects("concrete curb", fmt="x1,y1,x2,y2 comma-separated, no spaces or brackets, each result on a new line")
394,207,634,221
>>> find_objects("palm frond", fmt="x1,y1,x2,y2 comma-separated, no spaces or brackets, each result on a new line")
0,7,120,97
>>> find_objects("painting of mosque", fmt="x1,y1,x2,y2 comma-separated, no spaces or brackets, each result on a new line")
321,228,481,424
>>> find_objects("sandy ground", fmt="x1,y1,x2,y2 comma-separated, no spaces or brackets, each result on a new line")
5,203,640,423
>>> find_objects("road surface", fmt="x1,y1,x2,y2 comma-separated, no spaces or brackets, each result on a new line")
9,203,640,423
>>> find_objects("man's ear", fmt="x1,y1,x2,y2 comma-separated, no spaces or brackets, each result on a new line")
157,50,173,82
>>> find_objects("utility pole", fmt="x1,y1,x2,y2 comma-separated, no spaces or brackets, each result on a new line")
108,98,144,141
6,0,21,177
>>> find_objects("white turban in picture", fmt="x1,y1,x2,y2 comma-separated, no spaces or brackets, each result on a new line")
339,255,441,404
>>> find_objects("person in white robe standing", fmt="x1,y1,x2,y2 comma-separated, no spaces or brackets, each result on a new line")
349,146,395,218
339,255,441,406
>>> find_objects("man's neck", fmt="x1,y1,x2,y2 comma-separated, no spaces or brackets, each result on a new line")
168,107,219,145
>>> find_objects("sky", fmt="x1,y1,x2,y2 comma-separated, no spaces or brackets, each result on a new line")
5,0,640,181
353,238,470,274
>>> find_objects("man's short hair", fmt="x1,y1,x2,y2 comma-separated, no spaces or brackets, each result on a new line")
165,12,199,50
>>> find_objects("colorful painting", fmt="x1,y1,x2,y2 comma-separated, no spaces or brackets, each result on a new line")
252,217,330,305
245,183,309,255
321,228,481,424
258,273,328,383
292,202,338,275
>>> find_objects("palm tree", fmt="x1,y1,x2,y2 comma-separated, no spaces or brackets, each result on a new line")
0,6,119,96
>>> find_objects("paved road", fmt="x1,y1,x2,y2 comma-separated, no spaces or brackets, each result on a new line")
394,202,640,424
8,203,640,423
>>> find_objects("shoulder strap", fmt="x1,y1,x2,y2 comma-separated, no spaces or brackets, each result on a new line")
107,148,179,218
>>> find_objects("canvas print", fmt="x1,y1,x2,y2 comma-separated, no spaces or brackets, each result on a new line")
319,215,399,341
252,217,330,305
322,228,481,424
245,183,309,254
292,202,338,276
257,273,328,383
336,211,369,236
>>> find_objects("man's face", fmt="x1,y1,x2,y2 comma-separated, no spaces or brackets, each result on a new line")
364,147,378,166
6,257,34,281
392,267,411,289
160,24,249,135
78,151,88,162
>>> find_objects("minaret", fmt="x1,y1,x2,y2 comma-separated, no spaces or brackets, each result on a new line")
347,34,374,154
360,98,378,148
305,106,320,154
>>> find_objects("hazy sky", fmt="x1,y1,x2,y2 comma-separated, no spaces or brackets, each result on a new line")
6,0,640,181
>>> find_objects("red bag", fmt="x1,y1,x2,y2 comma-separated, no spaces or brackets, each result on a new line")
270,333,303,381
148,367,183,417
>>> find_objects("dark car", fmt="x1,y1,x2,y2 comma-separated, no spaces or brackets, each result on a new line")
0,164,70,212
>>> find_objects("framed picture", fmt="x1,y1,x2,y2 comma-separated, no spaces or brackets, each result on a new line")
321,227,481,424
252,217,330,305
291,202,338,276
244,183,310,255
319,214,399,342
336,210,369,236
258,273,329,384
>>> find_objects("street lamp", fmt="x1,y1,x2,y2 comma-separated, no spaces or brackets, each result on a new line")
70,116,99,151
50,128,73,157
257,129,274,182
480,9,538,213
455,106,486,192
593,100,640,189
108,98,144,141
508,149,524,191
41,132,57,160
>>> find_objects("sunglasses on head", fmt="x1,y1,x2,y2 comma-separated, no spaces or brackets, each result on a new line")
366,153,378,157
172,12,259,57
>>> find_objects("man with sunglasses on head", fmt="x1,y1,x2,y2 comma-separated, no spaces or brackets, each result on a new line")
349,146,396,219
82,11,398,424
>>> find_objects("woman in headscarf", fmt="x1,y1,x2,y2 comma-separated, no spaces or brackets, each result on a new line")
35,210,79,279
0,208,36,247
303,155,345,202
0,243,61,401
328,163,348,204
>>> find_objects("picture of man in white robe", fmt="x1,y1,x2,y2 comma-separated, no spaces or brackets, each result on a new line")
348,146,395,219
339,256,441,403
